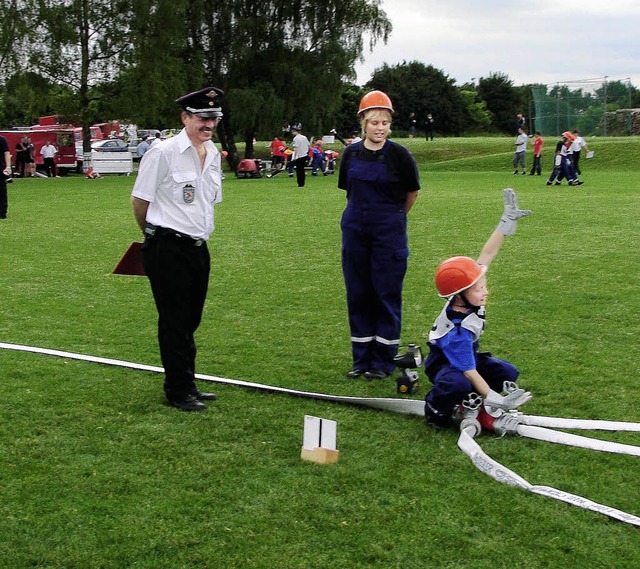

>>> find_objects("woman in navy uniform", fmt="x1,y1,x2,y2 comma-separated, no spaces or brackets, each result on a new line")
338,91,421,380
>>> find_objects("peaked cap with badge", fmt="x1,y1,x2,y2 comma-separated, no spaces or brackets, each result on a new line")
175,87,224,118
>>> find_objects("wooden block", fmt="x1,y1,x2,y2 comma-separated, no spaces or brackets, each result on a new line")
300,447,340,464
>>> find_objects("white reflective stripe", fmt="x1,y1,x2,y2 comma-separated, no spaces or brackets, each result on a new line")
375,336,400,346
351,336,375,343
458,427,640,528
350,336,400,346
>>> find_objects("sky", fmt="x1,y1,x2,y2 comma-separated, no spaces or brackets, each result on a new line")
354,0,640,90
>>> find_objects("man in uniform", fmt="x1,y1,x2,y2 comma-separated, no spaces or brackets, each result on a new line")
0,134,11,219
131,87,224,411
290,124,310,188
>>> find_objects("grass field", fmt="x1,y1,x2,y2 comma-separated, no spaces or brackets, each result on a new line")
1,136,639,568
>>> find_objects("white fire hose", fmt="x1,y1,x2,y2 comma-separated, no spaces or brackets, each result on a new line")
1,341,639,527
457,426,640,528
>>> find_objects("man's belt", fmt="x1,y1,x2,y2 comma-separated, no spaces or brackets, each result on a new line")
145,223,205,247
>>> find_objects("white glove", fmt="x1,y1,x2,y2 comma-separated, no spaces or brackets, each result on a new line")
485,387,532,411
496,188,532,236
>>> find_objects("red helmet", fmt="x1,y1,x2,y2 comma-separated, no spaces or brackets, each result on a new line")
358,90,394,117
435,256,487,297
562,131,576,142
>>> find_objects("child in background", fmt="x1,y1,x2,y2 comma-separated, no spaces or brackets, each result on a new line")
529,131,544,176
310,139,325,176
424,189,532,432
269,137,287,172
85,167,101,179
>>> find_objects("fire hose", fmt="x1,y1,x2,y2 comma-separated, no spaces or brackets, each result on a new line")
1,341,639,527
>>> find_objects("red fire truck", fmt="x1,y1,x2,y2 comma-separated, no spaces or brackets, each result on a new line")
1,127,78,174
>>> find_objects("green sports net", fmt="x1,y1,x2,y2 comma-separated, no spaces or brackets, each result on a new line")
531,77,635,137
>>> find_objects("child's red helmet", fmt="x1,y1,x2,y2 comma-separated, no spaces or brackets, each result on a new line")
435,256,487,298
358,90,394,118
562,131,576,142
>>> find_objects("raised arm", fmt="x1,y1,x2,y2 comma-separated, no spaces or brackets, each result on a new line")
477,188,531,267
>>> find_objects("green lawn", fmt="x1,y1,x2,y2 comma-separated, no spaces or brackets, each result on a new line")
1,136,639,568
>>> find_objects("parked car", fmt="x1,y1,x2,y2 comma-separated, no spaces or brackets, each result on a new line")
161,128,180,139
91,139,129,152
137,129,160,140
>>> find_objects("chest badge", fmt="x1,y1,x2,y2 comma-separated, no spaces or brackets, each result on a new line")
182,184,195,204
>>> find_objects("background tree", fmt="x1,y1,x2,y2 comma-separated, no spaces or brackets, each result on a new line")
203,0,391,162
108,0,391,167
29,0,135,149
368,61,469,136
332,83,366,139
104,0,194,128
0,1,36,73
458,87,492,133
596,79,636,109
476,72,521,134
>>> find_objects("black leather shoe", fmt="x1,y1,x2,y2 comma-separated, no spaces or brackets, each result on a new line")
346,368,365,379
364,369,391,380
168,395,207,411
192,389,218,401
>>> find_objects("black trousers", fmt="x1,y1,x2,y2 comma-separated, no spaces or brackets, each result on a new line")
0,177,7,218
142,231,210,400
573,150,581,175
43,157,57,177
530,155,542,175
294,156,308,187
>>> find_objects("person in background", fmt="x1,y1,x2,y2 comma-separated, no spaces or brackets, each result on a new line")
424,189,532,432
15,136,28,177
85,167,101,179
323,148,339,175
40,140,59,177
130,86,224,412
339,90,421,380
546,135,565,186
0,134,11,219
310,138,325,176
425,113,435,141
290,124,310,188
25,137,36,177
136,135,150,159
546,131,583,186
269,136,287,173
571,130,588,175
513,127,527,175
408,112,417,138
529,131,544,176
